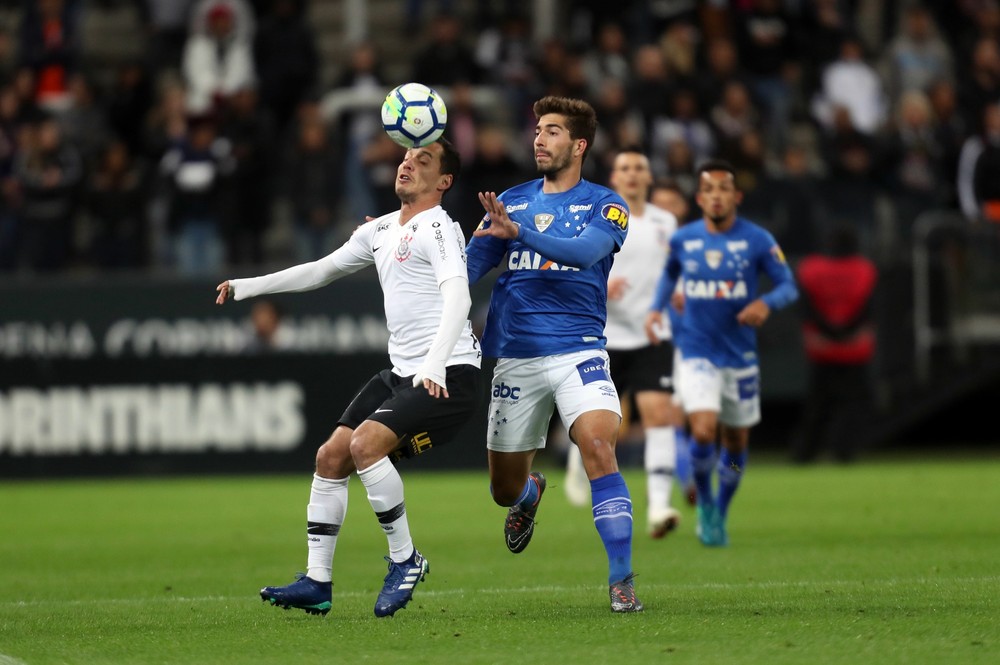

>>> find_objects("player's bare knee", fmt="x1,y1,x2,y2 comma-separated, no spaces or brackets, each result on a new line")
316,437,353,478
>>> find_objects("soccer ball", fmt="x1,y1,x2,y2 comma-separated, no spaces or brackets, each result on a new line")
381,82,448,148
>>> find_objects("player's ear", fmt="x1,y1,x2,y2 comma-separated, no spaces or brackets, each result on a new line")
734,190,744,205
575,138,587,157
438,173,453,193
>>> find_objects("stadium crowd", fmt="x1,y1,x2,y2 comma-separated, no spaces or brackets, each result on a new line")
0,0,997,275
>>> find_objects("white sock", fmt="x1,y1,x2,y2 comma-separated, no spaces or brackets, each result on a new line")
645,426,676,513
306,474,349,583
357,457,414,563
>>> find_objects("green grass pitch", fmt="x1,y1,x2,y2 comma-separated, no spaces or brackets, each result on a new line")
1,456,997,664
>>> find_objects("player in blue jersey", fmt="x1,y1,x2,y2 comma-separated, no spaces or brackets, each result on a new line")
466,96,642,612
645,159,798,547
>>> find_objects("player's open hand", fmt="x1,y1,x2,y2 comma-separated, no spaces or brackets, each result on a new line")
473,192,519,240
215,281,233,305
644,311,665,345
608,276,629,300
737,299,771,327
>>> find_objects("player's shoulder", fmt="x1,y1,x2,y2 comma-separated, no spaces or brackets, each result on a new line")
499,179,542,202
672,220,704,241
735,216,775,240
355,212,397,240
646,203,678,228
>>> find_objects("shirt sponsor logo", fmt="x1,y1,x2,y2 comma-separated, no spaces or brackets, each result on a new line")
770,245,787,264
684,279,748,300
507,249,580,272
568,204,593,213
684,260,700,274
534,213,554,232
505,202,529,212
705,250,723,270
684,239,704,251
601,203,629,230
727,240,748,252
432,221,447,260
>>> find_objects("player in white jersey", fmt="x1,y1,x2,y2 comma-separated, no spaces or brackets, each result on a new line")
215,138,482,618
563,149,685,539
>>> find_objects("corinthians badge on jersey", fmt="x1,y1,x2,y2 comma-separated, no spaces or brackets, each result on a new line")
534,213,554,232
705,249,723,270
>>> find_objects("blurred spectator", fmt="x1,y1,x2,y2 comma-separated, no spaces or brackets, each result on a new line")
0,85,21,270
628,45,673,150
582,22,630,97
106,62,154,156
0,27,16,85
158,115,233,274
11,116,83,271
880,5,953,103
444,81,480,165
361,132,406,216
182,1,256,114
246,299,294,352
139,0,197,75
411,12,481,86
220,86,275,266
927,79,966,205
710,80,760,161
880,90,948,232
735,0,799,149
284,117,341,262
820,106,879,248
57,74,112,169
798,0,853,86
791,224,877,464
811,36,887,135
651,88,715,173
142,76,188,161
189,0,255,42
84,140,149,269
18,0,81,113
451,124,529,237
729,129,769,220
662,138,697,198
756,144,823,256
957,102,1000,223
592,78,644,177
331,40,385,223
474,10,535,117
695,37,750,115
253,0,318,133
650,177,691,225
957,37,1000,133
658,20,698,86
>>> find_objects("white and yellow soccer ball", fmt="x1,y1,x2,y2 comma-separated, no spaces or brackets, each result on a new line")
381,82,448,148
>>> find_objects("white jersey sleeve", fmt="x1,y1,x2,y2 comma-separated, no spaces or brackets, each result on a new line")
230,224,376,301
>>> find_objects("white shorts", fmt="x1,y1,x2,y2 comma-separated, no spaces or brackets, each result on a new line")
486,349,623,453
678,357,761,428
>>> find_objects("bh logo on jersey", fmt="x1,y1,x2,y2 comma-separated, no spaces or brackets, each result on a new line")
492,382,521,402
684,279,749,300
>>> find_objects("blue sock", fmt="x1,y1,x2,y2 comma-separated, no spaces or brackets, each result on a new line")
513,475,540,510
590,472,633,584
717,449,748,518
675,429,693,486
690,441,717,506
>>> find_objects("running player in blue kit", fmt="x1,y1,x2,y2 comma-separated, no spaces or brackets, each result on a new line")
466,96,642,612
646,160,798,547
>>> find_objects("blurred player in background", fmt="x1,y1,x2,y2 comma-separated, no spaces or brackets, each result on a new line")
645,160,798,547
216,137,482,617
467,96,642,612
563,148,685,541
649,178,696,503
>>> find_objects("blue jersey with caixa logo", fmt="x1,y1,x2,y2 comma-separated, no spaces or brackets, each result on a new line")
467,178,628,358
665,217,797,368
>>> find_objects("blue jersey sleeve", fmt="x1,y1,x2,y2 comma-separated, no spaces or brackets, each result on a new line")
757,238,799,311
466,231,507,284
516,222,616,269
651,234,682,311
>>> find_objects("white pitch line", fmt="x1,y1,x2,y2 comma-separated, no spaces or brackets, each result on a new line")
0,575,996,609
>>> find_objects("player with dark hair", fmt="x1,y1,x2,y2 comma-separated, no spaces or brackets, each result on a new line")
216,137,483,617
645,159,798,547
467,96,642,612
